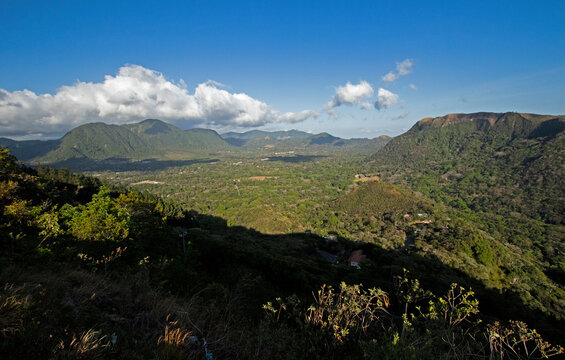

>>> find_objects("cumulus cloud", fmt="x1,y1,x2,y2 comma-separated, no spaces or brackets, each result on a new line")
374,88,399,110
326,81,374,109
0,65,318,138
409,83,417,91
382,58,414,83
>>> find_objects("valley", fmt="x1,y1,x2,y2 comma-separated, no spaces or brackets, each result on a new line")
1,112,564,359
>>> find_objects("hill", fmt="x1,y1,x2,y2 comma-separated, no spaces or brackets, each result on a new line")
0,137,59,161
222,129,312,145
0,120,231,167
124,119,230,152
222,129,390,150
370,112,565,224
1,121,389,168
37,122,153,162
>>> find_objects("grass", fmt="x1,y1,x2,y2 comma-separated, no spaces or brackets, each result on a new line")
0,265,242,359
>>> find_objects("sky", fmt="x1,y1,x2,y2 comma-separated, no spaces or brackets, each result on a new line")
1,0,565,140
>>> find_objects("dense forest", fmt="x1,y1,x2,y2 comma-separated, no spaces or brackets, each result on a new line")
1,112,564,359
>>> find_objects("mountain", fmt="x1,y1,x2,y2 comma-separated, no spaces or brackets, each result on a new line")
370,112,565,224
222,129,316,147
1,121,390,168
0,137,59,161
361,112,565,341
222,129,390,150
1,120,231,166
123,119,230,152
373,112,565,163
308,132,339,145
37,122,153,162
222,129,312,141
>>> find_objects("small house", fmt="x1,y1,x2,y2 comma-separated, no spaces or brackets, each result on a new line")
347,250,367,269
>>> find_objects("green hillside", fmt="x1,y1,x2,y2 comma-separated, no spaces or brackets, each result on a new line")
37,122,152,162
0,120,230,167
0,138,59,161
124,119,230,152
222,129,390,150
222,129,312,141
222,129,312,147
370,112,565,224
336,181,434,218
1,121,388,169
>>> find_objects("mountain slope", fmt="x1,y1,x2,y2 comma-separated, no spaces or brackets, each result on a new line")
38,122,152,162
124,119,230,152
2,120,231,165
222,129,312,141
0,138,59,161
370,112,565,224
222,129,391,150
222,129,316,147
1,120,391,166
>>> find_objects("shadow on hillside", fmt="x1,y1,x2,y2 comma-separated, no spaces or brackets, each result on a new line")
38,157,220,172
224,138,247,147
528,118,565,139
263,155,328,163
189,212,565,345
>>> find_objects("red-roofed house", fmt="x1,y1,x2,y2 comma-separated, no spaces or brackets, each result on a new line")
347,250,367,269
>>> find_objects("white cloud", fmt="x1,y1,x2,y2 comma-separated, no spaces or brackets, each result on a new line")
326,80,374,109
397,59,413,76
382,58,414,82
374,88,399,110
382,72,398,82
0,64,318,138
360,102,373,110
409,83,418,91
277,109,319,123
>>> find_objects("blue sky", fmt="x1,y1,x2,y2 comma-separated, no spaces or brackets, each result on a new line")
1,0,564,139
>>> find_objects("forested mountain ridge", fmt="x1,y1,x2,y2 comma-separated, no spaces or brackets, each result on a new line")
222,129,390,149
370,112,565,224
123,119,230,152
0,120,390,167
373,112,565,163
0,120,231,163
412,112,564,132
0,137,59,161
222,129,313,141
40,122,154,161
